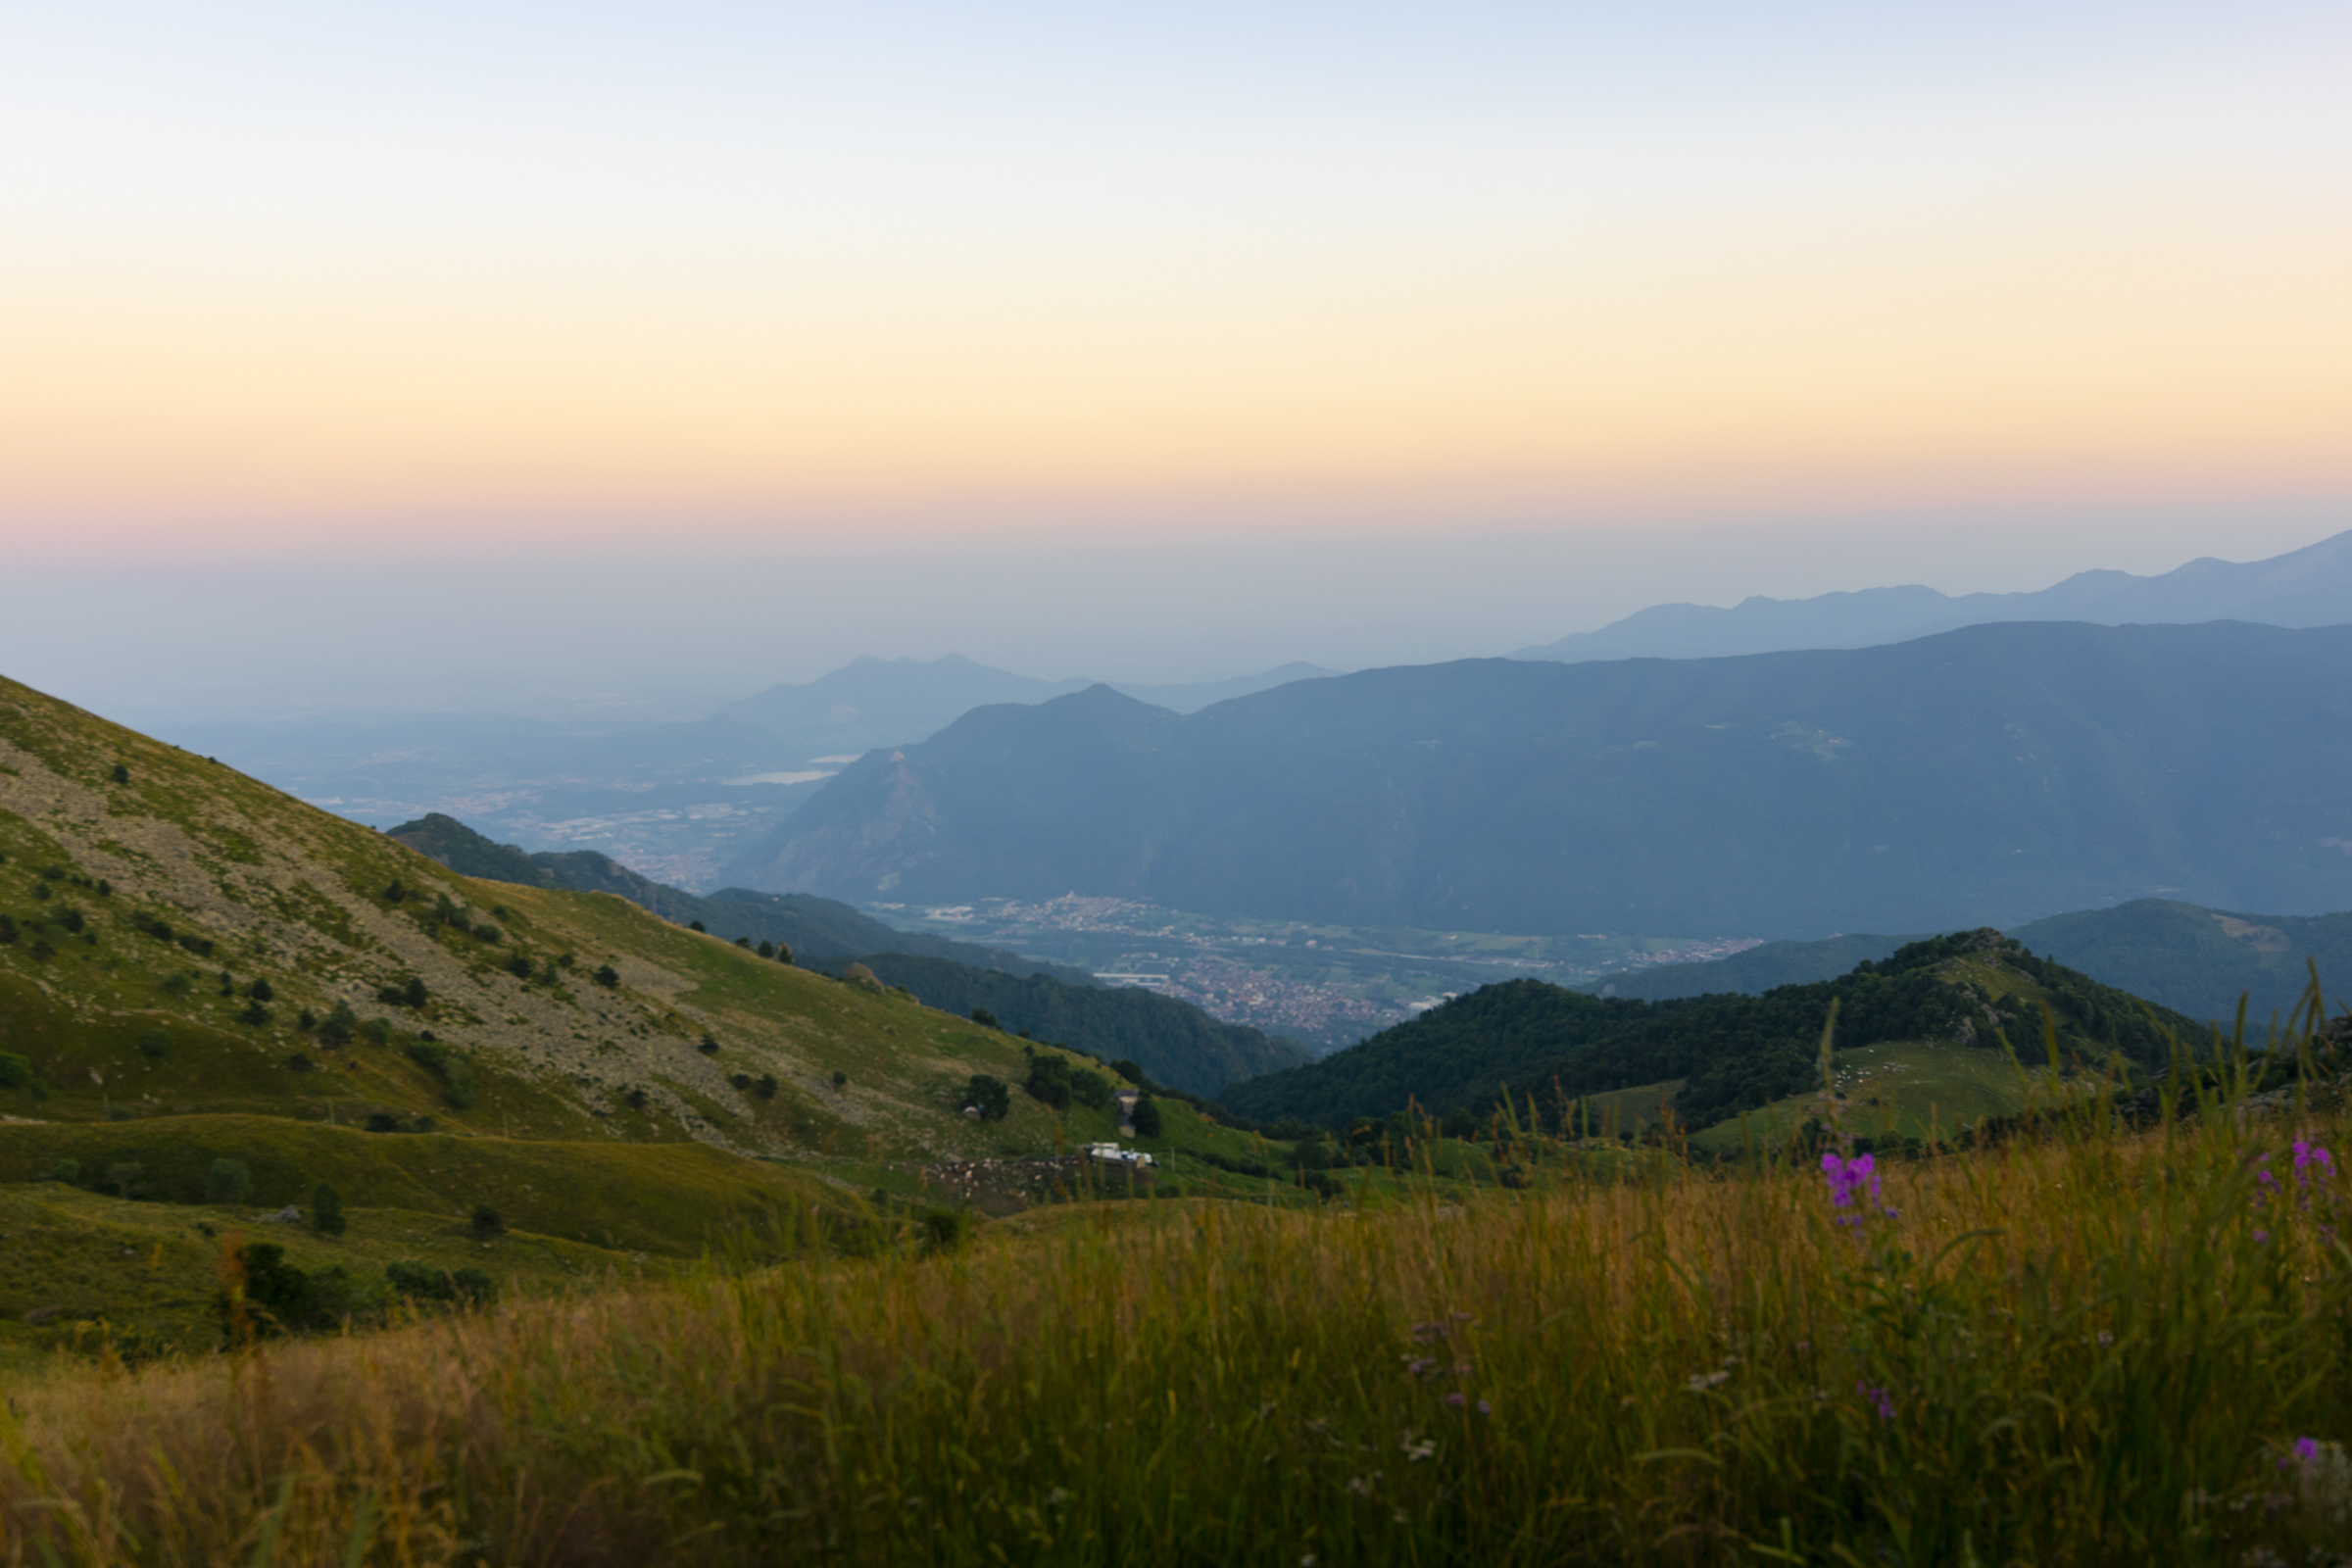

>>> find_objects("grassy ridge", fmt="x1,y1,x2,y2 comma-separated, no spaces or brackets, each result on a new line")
5,1056,2347,1563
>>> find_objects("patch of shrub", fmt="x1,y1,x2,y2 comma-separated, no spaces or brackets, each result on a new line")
43,1158,78,1184
248,978,273,1003
1069,1067,1113,1111
406,1040,479,1109
385,1260,495,1308
317,1001,358,1046
205,1158,253,1205
624,1087,650,1110
365,1111,401,1133
729,1072,752,1091
472,924,502,944
593,964,619,989
0,1053,45,1094
757,940,774,958
917,1206,973,1256
1131,1095,1163,1138
110,763,129,784
239,1001,272,1027
754,1075,779,1102
697,1035,720,1055
359,1017,393,1047
470,1204,504,1240
175,933,214,958
734,936,752,950
159,971,193,997
0,914,16,946
225,1243,377,1338
1023,1053,1072,1110
105,1160,143,1199
506,953,533,979
284,1053,315,1072
962,1073,1010,1121
688,919,706,933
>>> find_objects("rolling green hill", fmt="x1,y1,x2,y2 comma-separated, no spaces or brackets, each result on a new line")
1218,929,2197,1133
2008,899,2352,1027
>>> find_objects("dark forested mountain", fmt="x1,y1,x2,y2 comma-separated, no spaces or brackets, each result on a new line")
387,813,1302,1091
815,955,1309,1096
726,620,2352,937
1514,528,2352,662
1218,931,2196,1131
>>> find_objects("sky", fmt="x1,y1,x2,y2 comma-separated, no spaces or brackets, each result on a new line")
3,2,2349,717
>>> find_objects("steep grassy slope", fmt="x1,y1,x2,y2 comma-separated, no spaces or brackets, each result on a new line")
1219,930,2197,1132
386,811,1303,1091
0,673,1127,1169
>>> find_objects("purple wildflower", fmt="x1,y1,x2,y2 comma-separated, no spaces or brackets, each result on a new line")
2296,1437,2321,1463
1821,1152,1892,1227
1856,1381,1894,1420
1445,1392,1466,1409
1476,1400,1492,1416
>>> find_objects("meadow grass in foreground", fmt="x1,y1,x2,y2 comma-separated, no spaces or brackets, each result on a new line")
4,1064,2351,1564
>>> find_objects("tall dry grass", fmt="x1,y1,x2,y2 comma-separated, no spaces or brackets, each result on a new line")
4,1075,2349,1564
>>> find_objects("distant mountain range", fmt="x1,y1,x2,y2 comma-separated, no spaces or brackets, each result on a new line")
1581,898,2352,1031
716,654,1336,749
387,812,1307,1093
1515,528,2352,662
728,620,2352,938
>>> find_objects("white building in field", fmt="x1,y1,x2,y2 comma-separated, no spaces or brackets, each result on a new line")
1084,1143,1154,1167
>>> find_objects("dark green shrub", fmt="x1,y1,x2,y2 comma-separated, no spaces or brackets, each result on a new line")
506,953,533,979
757,940,775,958
381,879,409,903
754,1075,778,1101
366,1111,401,1133
239,1001,271,1027
470,1204,504,1240
1023,1054,1072,1110
774,943,793,965
160,971,193,997
248,978,273,1003
0,914,16,946
406,1040,479,1109
0,1053,43,1093
205,1158,253,1204
110,763,129,784
1069,1068,1113,1110
284,1053,314,1072
971,1006,999,1029
94,879,110,897
318,1001,358,1046
698,1035,720,1055
227,1243,374,1337
729,1072,752,1091
106,1160,143,1199
138,1027,172,1059
963,1073,1010,1121
1131,1095,1163,1138
734,936,751,950
296,1007,317,1031
593,964,619,989
831,1070,849,1090
360,1017,392,1046
917,1206,973,1256
405,976,426,1008
58,907,84,934
311,1182,346,1237
43,1158,77,1184
472,924,501,944
387,1260,497,1308
624,1087,650,1110
688,919,706,933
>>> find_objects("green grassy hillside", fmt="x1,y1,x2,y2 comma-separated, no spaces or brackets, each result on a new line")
0,671,1139,1168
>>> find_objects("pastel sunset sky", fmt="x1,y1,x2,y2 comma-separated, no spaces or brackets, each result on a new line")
3,2,2348,711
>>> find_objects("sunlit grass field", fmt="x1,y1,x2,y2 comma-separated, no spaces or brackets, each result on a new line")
5,1048,2349,1565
